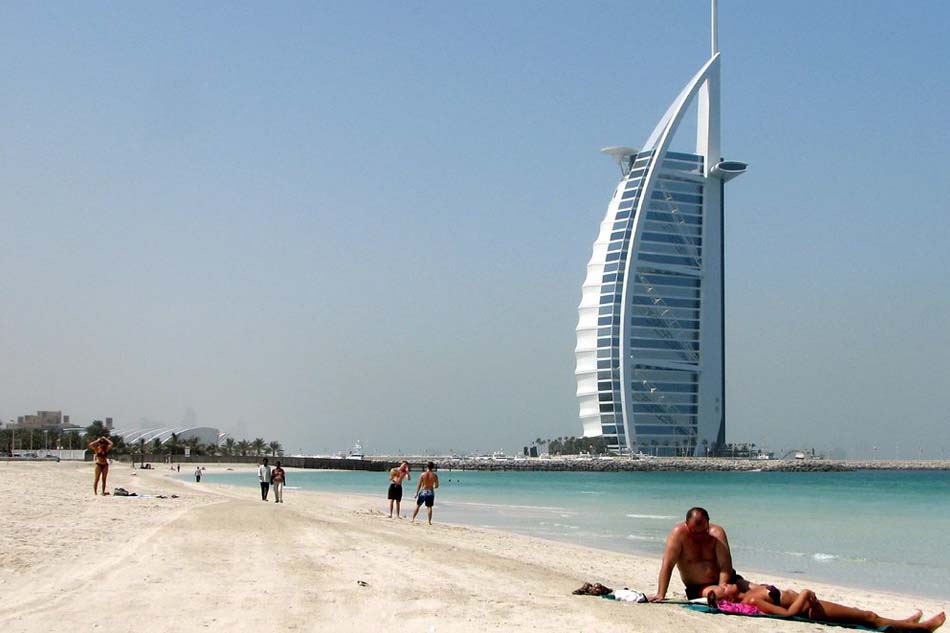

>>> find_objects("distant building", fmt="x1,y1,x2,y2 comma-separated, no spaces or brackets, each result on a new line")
575,3,746,456
15,411,64,429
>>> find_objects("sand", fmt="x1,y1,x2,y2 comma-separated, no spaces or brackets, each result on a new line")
0,461,945,632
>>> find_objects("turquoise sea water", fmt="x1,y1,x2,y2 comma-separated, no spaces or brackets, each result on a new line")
195,469,950,599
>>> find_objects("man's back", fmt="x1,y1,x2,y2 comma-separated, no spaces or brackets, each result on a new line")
419,470,438,490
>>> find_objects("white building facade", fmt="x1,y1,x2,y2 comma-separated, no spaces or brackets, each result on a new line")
575,1,746,456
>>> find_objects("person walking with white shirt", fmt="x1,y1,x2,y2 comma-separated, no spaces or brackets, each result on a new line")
258,458,272,501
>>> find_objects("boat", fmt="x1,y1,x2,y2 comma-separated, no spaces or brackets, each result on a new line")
346,441,364,460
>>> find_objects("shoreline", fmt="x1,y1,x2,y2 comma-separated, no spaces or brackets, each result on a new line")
9,455,950,473
180,465,946,603
2,461,946,632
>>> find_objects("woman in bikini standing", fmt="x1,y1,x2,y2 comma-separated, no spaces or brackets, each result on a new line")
88,436,114,495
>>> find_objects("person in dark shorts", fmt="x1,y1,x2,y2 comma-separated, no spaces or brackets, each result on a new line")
410,461,439,525
650,507,747,601
387,461,410,518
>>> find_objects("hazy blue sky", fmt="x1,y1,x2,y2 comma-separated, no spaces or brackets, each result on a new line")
2,1,948,458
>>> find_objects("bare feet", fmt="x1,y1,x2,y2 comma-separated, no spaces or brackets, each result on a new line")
904,610,923,623
922,611,945,632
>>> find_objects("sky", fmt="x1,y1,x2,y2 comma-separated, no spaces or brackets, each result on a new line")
2,1,949,458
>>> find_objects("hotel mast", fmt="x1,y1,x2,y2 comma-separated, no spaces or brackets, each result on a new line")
575,0,747,456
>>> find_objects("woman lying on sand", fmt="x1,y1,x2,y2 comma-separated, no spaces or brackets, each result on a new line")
703,583,945,632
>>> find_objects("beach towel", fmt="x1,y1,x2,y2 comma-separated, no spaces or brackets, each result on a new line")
682,603,895,631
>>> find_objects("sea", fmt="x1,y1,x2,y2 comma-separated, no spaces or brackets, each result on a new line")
191,468,950,599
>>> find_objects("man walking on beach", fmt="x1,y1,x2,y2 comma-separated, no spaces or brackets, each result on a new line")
88,436,114,495
258,458,272,501
194,466,202,483
271,461,286,503
388,461,411,518
650,507,744,601
410,461,439,525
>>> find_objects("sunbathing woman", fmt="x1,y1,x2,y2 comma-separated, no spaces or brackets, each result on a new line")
703,583,945,632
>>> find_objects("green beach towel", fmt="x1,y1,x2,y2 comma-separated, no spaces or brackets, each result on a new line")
683,603,894,632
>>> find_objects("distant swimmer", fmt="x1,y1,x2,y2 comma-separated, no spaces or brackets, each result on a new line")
387,461,411,518
410,461,439,525
88,436,114,495
650,507,745,601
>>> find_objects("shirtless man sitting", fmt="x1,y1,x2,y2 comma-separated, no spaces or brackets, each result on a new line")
649,507,745,602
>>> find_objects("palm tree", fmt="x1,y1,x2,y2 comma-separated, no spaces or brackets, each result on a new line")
237,440,251,457
185,436,201,456
168,432,180,458
268,441,282,456
223,437,236,456
251,438,266,456
83,420,109,444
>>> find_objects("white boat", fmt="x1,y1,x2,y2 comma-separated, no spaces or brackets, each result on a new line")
346,441,364,460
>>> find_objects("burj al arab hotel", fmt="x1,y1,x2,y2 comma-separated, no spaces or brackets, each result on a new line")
575,1,747,456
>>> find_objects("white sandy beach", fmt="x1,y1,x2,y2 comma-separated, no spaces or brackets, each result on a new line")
0,461,945,632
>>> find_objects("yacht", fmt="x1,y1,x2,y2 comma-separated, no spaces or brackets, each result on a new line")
346,441,364,460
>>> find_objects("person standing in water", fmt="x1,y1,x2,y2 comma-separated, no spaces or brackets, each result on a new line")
88,436,114,495
410,462,439,525
194,466,202,483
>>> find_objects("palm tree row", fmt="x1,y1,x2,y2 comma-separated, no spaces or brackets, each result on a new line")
531,434,715,457
1,420,284,459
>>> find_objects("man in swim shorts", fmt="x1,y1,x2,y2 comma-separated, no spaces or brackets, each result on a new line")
89,436,114,495
387,461,411,518
650,507,746,601
410,461,439,525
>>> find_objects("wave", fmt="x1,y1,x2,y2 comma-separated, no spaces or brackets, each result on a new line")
442,500,568,512
539,522,580,529
626,534,662,542
812,553,838,562
625,513,676,520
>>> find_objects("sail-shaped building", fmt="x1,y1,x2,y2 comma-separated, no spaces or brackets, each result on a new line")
575,1,747,456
